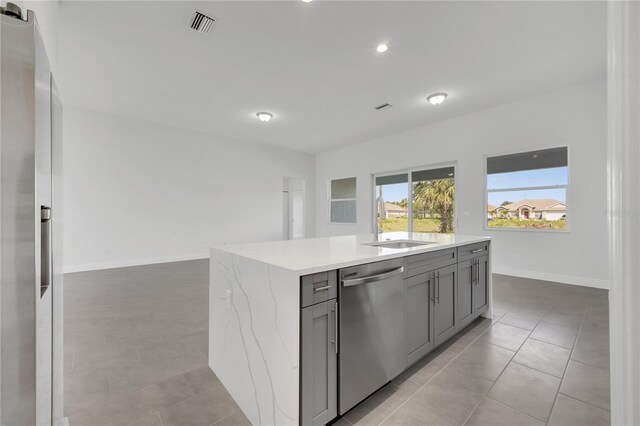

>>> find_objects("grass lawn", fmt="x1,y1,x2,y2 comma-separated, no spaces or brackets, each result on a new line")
380,218,442,232
488,218,566,230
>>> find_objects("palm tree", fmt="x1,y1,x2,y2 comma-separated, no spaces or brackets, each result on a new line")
413,178,455,233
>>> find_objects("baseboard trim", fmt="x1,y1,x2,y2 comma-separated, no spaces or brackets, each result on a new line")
66,257,610,289
64,253,208,273
493,266,609,290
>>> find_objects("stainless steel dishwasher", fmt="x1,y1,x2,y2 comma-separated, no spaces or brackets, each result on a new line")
339,258,406,414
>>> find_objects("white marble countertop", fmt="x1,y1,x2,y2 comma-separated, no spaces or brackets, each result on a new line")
211,232,490,275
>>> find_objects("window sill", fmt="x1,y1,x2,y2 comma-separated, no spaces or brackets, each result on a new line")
484,225,570,234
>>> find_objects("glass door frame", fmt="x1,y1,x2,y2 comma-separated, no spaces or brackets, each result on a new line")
372,162,458,235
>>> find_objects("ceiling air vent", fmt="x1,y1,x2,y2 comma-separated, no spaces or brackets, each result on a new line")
375,103,392,111
190,11,215,35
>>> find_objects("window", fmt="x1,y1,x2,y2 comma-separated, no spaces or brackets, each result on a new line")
375,173,409,232
374,166,455,234
329,177,356,223
486,147,568,230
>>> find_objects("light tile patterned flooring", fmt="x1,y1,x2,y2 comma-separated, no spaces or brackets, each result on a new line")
65,261,610,426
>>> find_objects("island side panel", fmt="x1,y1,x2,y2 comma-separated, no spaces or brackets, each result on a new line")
483,242,493,320
209,248,300,425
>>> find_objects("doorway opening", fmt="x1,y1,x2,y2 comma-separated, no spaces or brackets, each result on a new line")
283,177,305,240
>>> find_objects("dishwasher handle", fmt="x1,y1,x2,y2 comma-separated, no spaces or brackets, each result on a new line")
342,266,404,287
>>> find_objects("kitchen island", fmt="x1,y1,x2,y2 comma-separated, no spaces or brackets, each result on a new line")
209,232,491,425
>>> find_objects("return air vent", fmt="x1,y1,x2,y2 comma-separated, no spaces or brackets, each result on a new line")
375,103,392,111
190,11,215,35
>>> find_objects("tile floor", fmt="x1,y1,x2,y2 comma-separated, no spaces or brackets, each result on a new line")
64,260,249,426
64,262,610,426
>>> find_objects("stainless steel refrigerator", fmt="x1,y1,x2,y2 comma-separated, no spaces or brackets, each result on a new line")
1,3,64,425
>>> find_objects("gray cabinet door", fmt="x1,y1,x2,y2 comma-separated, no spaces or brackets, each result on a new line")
433,264,457,347
405,273,434,366
456,259,474,331
301,299,337,425
474,255,489,317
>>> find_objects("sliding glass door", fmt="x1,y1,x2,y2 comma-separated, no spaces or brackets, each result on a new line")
374,166,455,234
375,173,409,233
412,167,455,233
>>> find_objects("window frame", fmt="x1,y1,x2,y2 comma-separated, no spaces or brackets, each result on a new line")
483,146,570,233
372,162,457,234
328,176,357,224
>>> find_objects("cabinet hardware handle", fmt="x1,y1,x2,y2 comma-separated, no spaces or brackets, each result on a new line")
471,259,476,285
436,271,440,303
471,248,484,254
473,259,477,285
430,277,435,302
471,260,475,285
332,304,338,354
314,285,332,293
476,259,480,285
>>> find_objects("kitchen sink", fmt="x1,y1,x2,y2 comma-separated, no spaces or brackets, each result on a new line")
363,240,436,249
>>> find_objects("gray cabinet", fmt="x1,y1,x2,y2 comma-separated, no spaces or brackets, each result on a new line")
299,243,490,424
405,272,434,365
301,299,337,425
458,243,490,329
456,259,475,331
458,241,490,262
433,264,457,347
301,272,338,308
405,262,457,362
474,255,489,316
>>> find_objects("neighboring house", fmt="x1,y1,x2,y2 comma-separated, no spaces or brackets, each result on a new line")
496,199,566,221
487,204,497,219
384,202,408,218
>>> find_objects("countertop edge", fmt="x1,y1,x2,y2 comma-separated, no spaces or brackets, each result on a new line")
211,235,491,276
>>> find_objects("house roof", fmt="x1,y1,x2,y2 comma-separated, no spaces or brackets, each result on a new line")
487,204,497,211
384,202,407,212
503,199,566,211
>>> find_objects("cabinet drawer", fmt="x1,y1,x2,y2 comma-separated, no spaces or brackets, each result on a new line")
405,248,456,278
458,241,490,262
301,271,337,308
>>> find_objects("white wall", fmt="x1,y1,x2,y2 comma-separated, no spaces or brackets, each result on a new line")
63,107,315,272
316,81,608,289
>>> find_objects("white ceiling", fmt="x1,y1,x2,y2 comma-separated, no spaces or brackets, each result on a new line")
58,1,606,153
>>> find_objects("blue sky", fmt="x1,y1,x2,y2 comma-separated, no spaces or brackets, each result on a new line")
487,167,567,206
487,167,567,189
376,167,568,206
377,183,409,203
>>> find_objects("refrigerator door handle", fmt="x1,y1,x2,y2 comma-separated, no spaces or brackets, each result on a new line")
40,206,52,297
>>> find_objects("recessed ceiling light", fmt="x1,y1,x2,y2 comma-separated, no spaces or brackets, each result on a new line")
302,0,312,3
256,112,273,122
376,44,388,53
427,93,447,105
